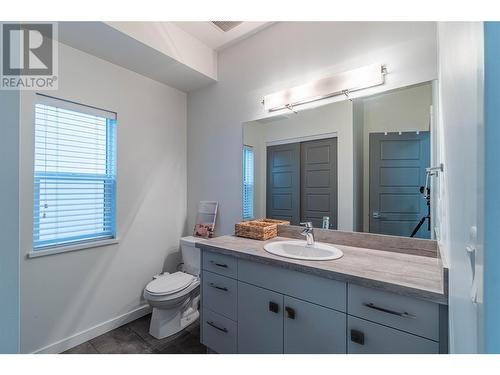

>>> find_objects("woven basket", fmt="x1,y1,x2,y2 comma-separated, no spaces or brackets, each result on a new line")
235,218,290,241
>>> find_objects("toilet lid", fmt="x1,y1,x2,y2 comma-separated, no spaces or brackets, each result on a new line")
145,272,196,295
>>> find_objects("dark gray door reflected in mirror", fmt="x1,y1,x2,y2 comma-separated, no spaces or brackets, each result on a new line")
266,143,300,225
300,137,338,229
369,131,430,238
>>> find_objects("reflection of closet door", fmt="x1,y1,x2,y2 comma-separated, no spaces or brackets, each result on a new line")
266,143,300,225
369,132,430,238
300,138,338,229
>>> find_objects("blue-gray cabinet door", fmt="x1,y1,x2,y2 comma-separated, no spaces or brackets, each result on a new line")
369,131,430,238
348,316,438,354
237,281,284,353
266,143,300,225
283,295,346,353
300,138,338,229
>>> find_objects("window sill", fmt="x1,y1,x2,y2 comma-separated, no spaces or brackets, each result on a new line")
28,238,119,259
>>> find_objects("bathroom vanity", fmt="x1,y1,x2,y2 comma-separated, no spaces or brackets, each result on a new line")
196,227,448,354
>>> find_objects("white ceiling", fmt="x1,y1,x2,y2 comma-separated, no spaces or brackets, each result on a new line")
173,22,274,51
58,22,274,92
59,22,216,92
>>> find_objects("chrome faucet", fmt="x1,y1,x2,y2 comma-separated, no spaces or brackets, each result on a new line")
300,222,315,246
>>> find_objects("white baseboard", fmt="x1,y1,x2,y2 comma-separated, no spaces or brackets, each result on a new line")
33,304,152,354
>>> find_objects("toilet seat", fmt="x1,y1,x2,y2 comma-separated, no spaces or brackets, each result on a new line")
145,272,196,296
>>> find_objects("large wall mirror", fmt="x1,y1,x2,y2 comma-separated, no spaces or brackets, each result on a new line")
242,81,436,239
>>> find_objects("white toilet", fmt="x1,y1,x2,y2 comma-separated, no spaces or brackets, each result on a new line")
143,236,201,339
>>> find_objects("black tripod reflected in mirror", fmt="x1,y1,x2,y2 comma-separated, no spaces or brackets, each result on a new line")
410,185,431,238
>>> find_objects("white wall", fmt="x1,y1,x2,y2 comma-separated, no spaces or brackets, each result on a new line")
352,101,364,232
0,89,20,353
18,43,187,353
436,22,484,353
244,100,355,230
360,83,433,231
187,22,438,236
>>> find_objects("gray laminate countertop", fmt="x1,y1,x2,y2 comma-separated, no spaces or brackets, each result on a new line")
196,235,448,305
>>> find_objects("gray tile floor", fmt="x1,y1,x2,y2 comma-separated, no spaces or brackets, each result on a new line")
63,314,207,354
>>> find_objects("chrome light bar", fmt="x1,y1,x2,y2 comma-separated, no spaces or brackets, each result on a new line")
262,63,386,112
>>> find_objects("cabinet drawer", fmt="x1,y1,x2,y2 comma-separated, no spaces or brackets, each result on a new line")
348,316,438,354
238,259,346,312
202,271,237,320
202,251,237,278
202,309,237,354
348,284,439,341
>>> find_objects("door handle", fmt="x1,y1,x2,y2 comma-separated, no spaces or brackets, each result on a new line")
350,329,365,345
210,261,228,268
372,211,381,219
285,306,296,319
208,282,228,292
269,301,279,313
206,321,228,333
363,302,416,319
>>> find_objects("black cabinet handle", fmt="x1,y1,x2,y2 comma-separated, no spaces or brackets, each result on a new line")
208,282,228,292
363,302,416,319
350,329,365,345
285,306,296,319
269,301,279,313
206,321,228,333
210,261,228,268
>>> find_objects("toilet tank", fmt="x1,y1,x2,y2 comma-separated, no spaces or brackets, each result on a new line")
180,236,201,276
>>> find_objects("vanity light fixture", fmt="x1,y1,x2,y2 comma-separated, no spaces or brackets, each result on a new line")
342,89,353,102
285,103,298,114
262,63,387,112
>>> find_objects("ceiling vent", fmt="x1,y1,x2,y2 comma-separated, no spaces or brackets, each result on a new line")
211,21,243,32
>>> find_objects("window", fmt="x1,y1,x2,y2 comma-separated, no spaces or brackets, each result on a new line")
242,145,254,220
33,95,117,251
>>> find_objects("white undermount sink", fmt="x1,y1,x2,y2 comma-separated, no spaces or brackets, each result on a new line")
263,240,343,261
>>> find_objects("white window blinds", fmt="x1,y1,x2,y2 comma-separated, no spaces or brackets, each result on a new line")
242,145,254,220
33,95,117,250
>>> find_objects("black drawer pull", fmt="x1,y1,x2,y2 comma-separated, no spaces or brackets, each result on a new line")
206,321,228,333
363,302,416,319
285,306,296,319
208,282,228,292
350,329,365,345
269,301,279,313
210,261,228,268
